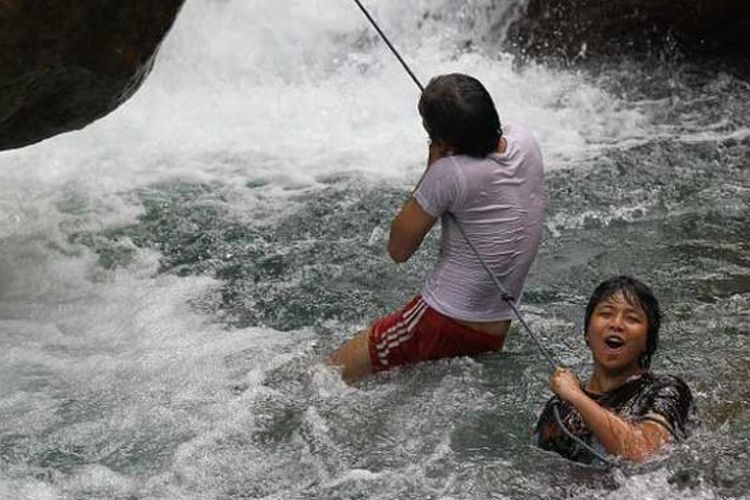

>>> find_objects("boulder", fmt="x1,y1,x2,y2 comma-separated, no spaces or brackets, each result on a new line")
506,0,750,68
0,0,185,151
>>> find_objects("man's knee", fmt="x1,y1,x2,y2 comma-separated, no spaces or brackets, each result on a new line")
328,329,373,383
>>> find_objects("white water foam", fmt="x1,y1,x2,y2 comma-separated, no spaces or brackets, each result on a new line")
0,0,650,194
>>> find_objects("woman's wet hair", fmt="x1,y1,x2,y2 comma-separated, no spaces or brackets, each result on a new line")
584,276,661,369
418,73,502,158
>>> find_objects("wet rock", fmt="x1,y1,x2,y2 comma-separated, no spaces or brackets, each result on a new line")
0,0,185,151
506,0,750,69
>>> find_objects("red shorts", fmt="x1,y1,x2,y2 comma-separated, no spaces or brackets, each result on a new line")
368,295,505,372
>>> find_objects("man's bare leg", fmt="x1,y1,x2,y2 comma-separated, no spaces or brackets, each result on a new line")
328,329,373,383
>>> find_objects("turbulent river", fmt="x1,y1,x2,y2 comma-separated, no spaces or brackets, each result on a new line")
1,0,749,498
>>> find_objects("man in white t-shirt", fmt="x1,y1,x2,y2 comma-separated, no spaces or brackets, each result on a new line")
329,73,544,382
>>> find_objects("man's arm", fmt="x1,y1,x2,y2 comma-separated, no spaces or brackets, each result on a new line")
387,197,436,263
387,141,452,263
551,368,672,462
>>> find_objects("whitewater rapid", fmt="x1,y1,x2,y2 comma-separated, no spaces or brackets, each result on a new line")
2,1,749,499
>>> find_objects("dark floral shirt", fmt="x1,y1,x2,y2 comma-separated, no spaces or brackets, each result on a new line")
534,372,693,464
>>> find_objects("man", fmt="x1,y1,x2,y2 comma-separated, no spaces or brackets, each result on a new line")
329,73,544,382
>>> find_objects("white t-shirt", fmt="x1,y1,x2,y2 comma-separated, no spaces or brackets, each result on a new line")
413,123,544,321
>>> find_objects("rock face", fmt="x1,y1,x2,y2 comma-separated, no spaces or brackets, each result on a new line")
506,0,750,68
0,0,185,151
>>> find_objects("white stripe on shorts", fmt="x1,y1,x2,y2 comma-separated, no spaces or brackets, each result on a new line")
376,298,428,363
375,298,426,351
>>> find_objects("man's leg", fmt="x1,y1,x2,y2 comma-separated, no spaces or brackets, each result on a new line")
328,329,373,383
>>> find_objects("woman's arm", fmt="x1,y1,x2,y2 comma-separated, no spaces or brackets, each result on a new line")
551,368,672,462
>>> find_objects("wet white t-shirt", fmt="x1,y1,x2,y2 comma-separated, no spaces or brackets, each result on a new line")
413,123,544,321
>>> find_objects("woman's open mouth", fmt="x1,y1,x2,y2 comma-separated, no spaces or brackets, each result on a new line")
604,335,625,351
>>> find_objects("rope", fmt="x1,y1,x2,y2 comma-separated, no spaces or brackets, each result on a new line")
445,212,560,369
349,0,617,468
352,0,425,92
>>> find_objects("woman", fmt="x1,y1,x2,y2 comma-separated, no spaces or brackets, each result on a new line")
328,73,544,382
535,276,693,463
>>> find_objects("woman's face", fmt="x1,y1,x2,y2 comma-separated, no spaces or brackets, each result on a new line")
585,291,649,376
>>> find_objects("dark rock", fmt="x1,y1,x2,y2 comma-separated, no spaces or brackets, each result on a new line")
506,0,750,70
0,0,185,151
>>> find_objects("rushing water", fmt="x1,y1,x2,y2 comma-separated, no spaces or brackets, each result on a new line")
1,1,749,498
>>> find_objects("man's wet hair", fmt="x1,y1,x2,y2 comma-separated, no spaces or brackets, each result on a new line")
418,73,502,158
584,276,661,369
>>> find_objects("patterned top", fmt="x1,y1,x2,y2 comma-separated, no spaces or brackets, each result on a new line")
534,372,693,464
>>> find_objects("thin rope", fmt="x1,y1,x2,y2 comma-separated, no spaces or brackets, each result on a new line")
352,0,425,92
446,212,560,369
349,0,617,468
552,405,620,468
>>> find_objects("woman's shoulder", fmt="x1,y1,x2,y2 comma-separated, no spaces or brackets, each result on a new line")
636,372,694,414
637,372,695,439
644,372,691,393
599,372,692,411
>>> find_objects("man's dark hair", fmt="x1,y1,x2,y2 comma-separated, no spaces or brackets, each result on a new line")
418,73,502,158
584,276,661,369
